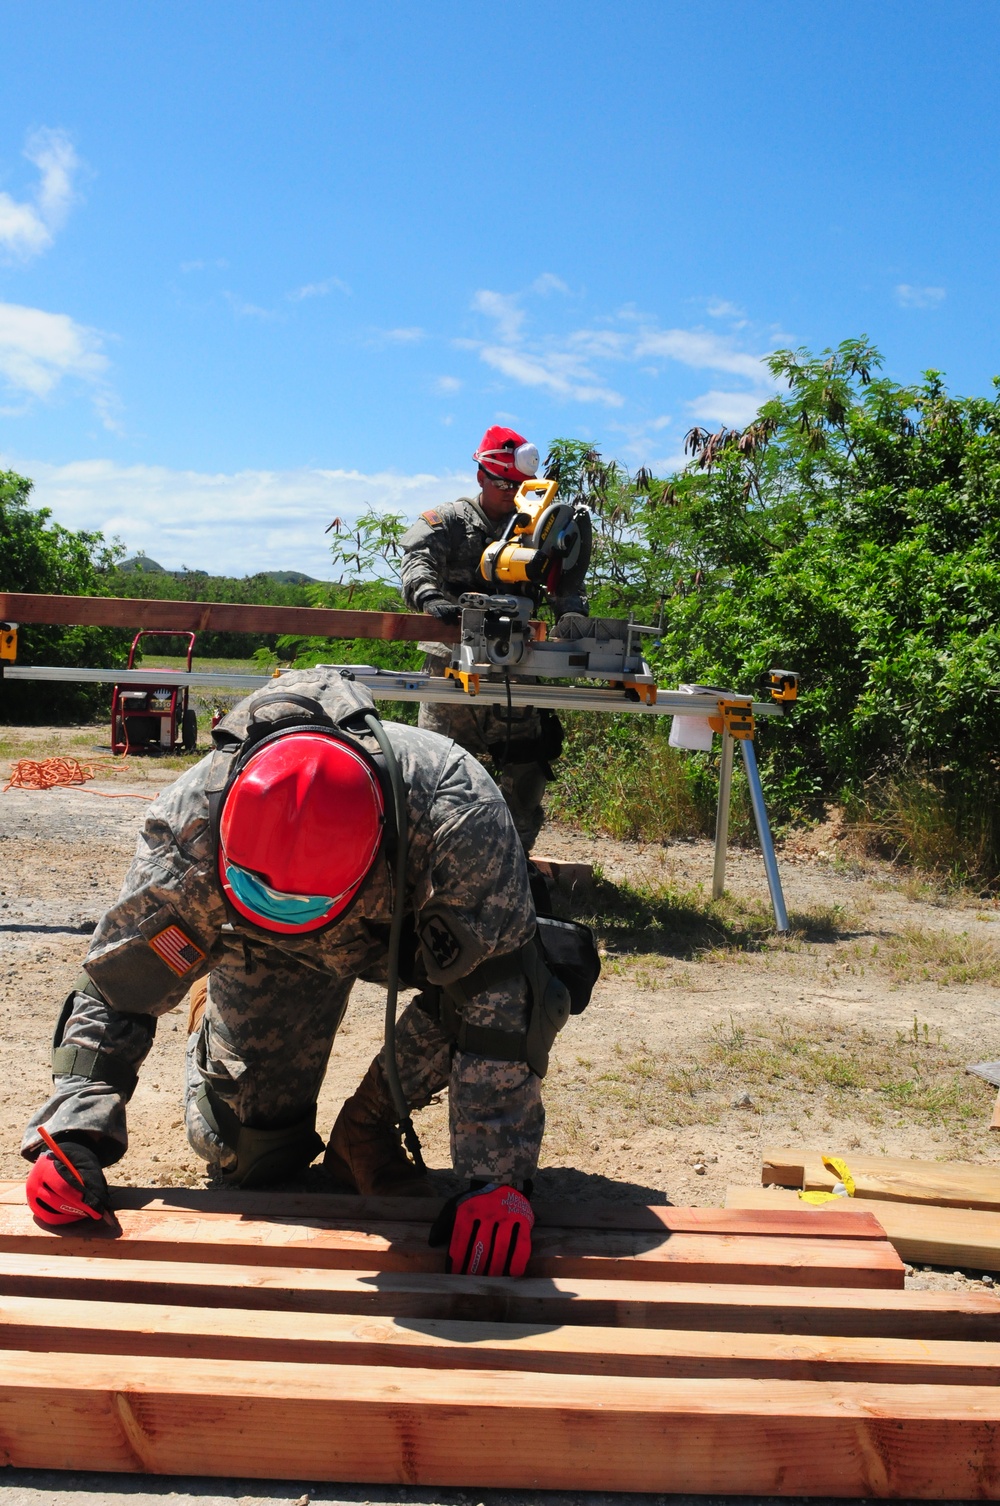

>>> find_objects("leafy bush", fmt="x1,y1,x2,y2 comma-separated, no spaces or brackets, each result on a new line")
548,343,1000,879
0,470,132,721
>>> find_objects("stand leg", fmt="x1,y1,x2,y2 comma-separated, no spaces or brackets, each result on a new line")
737,737,790,934
712,730,734,900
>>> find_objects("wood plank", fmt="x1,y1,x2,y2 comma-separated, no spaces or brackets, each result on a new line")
0,1252,984,1338
0,1180,890,1238
2,1292,999,1384
763,1145,1000,1211
0,1203,903,1286
730,1185,1000,1272
0,1349,998,1494
0,591,457,643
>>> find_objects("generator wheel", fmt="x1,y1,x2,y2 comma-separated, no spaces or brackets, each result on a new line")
181,708,198,753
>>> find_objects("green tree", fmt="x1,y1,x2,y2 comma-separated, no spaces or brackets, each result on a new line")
0,470,131,721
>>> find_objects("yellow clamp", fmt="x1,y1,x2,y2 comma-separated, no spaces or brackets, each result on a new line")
769,668,798,703
798,1154,856,1205
713,698,754,739
444,665,480,697
0,623,18,663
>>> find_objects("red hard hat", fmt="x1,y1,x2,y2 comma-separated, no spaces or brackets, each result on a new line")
217,732,385,934
474,425,539,483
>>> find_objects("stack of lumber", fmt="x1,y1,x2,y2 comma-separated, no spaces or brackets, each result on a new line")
2,1182,1000,1494
727,1147,1000,1272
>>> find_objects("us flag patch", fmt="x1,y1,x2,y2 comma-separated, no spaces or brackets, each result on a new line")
148,925,205,978
420,508,442,527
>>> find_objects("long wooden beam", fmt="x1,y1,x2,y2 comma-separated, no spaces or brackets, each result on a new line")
729,1185,1000,1272
2,1293,998,1385
0,1202,904,1286
0,1252,991,1336
0,1180,889,1239
0,591,458,643
763,1146,1000,1212
1,1350,998,1494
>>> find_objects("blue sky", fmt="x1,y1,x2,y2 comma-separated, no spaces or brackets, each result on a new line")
1,1,998,575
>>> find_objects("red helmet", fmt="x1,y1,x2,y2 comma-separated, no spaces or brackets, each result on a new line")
217,732,385,934
474,425,539,483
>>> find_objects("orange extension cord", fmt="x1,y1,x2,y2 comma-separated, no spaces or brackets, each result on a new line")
3,756,155,800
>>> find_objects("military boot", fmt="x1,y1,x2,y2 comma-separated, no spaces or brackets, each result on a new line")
324,1055,432,1196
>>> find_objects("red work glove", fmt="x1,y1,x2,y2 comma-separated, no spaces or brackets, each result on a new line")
26,1139,110,1226
429,1182,534,1277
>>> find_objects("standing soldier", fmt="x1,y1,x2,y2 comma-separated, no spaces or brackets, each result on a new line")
21,669,597,1276
400,426,592,853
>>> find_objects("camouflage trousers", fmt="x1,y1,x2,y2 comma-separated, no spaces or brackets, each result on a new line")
184,947,544,1183
418,651,548,853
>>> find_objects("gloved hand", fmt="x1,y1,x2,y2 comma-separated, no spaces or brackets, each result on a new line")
429,1182,534,1277
26,1138,111,1226
422,597,461,624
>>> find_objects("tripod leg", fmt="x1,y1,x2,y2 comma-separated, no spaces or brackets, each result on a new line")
712,729,735,900
737,736,790,934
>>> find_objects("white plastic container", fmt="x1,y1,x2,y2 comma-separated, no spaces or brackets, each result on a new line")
668,683,719,752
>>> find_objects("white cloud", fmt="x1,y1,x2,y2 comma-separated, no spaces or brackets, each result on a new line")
223,292,277,320
479,343,624,407
895,283,945,309
688,388,766,428
435,375,462,393
465,285,772,415
531,273,570,296
287,276,351,301
382,327,424,343
634,328,769,382
472,289,524,344
10,459,476,576
0,128,80,260
705,297,744,319
0,302,106,399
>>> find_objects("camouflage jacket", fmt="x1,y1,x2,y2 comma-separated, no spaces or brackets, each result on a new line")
24,670,536,1166
400,493,591,619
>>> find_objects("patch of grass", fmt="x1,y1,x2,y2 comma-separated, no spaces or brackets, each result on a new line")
707,1014,991,1129
547,1012,992,1149
842,926,1000,986
563,870,856,960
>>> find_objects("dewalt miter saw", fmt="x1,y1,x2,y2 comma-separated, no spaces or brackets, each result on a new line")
445,478,659,702
479,478,586,594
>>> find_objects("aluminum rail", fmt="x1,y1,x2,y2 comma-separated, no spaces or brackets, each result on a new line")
3,664,782,719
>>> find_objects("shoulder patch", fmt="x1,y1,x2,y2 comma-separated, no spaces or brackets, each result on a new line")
148,925,205,978
420,508,443,527
420,913,462,971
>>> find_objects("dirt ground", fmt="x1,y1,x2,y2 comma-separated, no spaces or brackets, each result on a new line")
3,723,1000,1290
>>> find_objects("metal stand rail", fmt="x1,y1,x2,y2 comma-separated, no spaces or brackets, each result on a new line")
4,662,791,932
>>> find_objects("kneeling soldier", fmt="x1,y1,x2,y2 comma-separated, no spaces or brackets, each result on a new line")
21,669,593,1276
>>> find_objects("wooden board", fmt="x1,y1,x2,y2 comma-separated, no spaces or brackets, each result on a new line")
763,1145,1000,1211
1,1349,999,1495
0,591,458,644
0,1179,891,1238
2,1291,999,1384
0,1251,987,1338
729,1185,1000,1272
0,1202,905,1287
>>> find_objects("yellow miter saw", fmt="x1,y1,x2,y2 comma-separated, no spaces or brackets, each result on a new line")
478,478,584,592
445,478,659,702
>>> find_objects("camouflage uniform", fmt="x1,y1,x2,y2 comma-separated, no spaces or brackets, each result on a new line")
400,494,590,852
22,670,545,1185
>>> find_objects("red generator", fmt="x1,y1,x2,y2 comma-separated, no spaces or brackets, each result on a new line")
111,631,199,755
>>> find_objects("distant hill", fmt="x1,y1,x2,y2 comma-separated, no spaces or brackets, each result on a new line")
118,557,323,585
